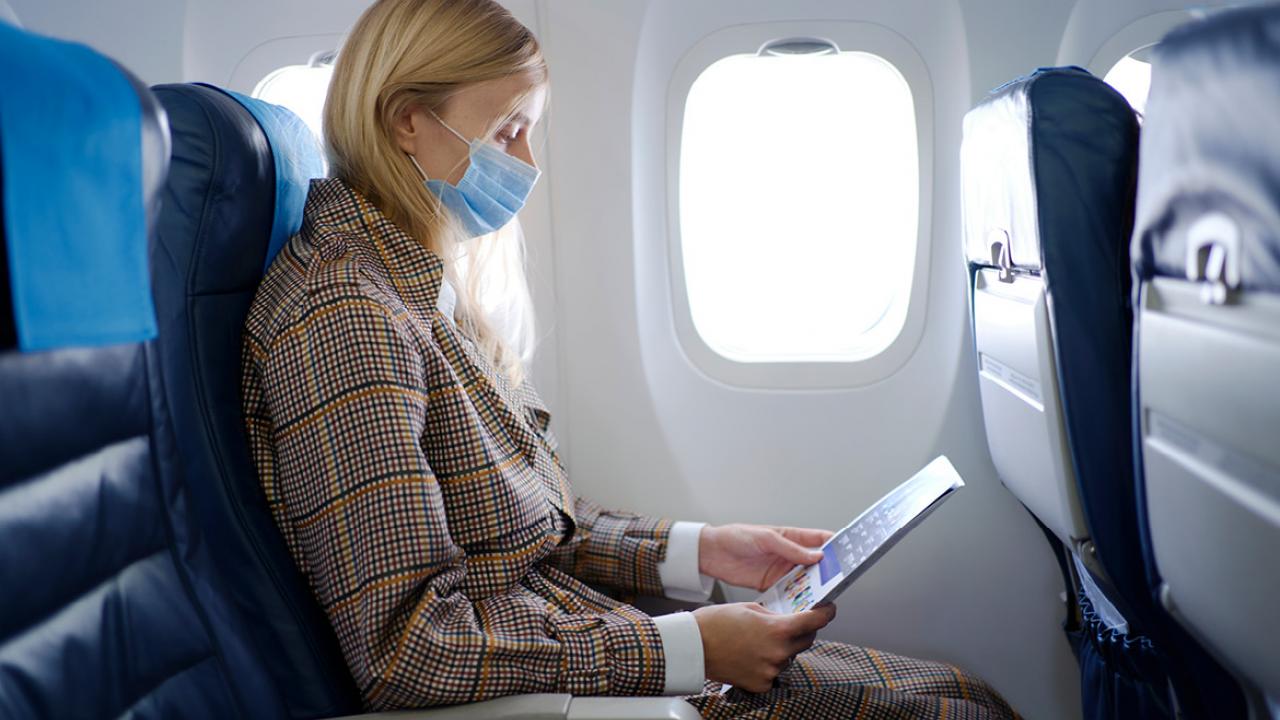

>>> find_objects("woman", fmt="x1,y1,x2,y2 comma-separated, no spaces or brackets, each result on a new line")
241,0,1018,717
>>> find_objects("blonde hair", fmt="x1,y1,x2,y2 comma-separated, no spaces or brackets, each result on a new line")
323,0,546,383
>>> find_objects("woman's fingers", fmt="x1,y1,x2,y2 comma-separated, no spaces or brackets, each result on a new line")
788,603,837,634
764,530,824,565
789,630,818,655
779,526,835,547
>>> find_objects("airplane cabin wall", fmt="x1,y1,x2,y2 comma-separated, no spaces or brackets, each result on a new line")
563,0,1071,715
2,0,1256,716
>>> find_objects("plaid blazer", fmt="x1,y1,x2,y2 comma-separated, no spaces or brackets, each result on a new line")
241,178,673,710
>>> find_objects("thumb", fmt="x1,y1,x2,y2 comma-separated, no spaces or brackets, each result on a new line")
766,530,824,565
790,603,837,633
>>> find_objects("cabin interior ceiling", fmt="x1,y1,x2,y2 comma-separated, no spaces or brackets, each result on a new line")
4,0,1255,717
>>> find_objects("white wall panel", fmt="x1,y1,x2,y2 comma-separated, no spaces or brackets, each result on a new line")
7,0,186,85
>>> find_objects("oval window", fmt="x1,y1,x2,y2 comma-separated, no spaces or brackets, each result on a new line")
678,50,918,363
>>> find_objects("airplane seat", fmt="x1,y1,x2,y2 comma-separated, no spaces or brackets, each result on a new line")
0,23,286,719
146,83,362,718
1132,5,1280,714
147,83,698,720
960,66,1245,719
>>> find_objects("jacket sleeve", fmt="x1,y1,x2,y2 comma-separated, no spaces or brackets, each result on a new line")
254,279,666,710
542,497,675,598
519,385,677,599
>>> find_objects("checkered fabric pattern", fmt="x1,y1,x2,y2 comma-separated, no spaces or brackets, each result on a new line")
242,178,1019,718
693,641,1019,719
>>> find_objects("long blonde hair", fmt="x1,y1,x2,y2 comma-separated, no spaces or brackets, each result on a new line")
324,0,545,383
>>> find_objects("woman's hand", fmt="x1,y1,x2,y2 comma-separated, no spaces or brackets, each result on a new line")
692,602,837,693
698,524,833,590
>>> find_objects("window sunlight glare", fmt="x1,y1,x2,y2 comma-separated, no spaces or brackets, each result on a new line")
679,51,918,363
252,63,334,141
1104,53,1153,116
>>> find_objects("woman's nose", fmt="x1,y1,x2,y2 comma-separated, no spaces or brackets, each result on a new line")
512,136,537,170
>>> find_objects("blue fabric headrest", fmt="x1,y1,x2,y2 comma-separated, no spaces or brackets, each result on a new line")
0,22,161,351
213,87,326,270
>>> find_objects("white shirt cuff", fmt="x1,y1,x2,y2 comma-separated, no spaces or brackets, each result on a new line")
652,611,706,695
657,521,715,602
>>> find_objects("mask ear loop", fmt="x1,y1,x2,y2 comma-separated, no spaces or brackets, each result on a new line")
428,108,472,146
406,152,453,231
407,152,431,181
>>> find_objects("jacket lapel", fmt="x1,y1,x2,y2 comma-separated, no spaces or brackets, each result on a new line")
439,324,576,528
311,180,576,527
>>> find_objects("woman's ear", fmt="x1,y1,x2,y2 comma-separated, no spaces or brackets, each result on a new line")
393,107,423,155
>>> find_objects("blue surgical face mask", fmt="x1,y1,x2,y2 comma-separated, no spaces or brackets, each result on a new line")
409,110,540,238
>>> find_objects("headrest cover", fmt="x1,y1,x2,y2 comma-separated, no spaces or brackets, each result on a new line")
962,71,1040,271
0,22,158,351
1133,5,1280,292
217,88,326,271
962,67,1136,273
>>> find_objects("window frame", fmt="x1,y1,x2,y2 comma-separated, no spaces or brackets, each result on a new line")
664,21,934,389
1086,10,1202,83
228,34,343,94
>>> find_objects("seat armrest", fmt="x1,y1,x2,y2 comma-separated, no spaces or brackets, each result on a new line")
567,697,701,720
334,694,571,720
329,694,701,720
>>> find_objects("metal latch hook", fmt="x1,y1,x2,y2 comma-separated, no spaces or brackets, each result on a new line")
1184,212,1241,305
988,229,1015,283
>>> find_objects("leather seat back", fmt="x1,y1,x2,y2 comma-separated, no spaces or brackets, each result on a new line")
1133,5,1280,707
147,83,356,718
0,24,283,719
961,67,1139,571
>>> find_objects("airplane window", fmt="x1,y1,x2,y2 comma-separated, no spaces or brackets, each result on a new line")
679,50,918,363
1103,47,1153,116
252,54,335,140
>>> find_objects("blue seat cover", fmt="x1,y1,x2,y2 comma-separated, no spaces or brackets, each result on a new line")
0,21,154,351
148,82,361,718
218,88,326,271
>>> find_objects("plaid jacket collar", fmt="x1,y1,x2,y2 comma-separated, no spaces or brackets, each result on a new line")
301,177,445,322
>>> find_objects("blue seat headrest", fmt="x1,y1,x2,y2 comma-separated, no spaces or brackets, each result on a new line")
1133,4,1280,292
213,86,326,271
0,21,167,351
